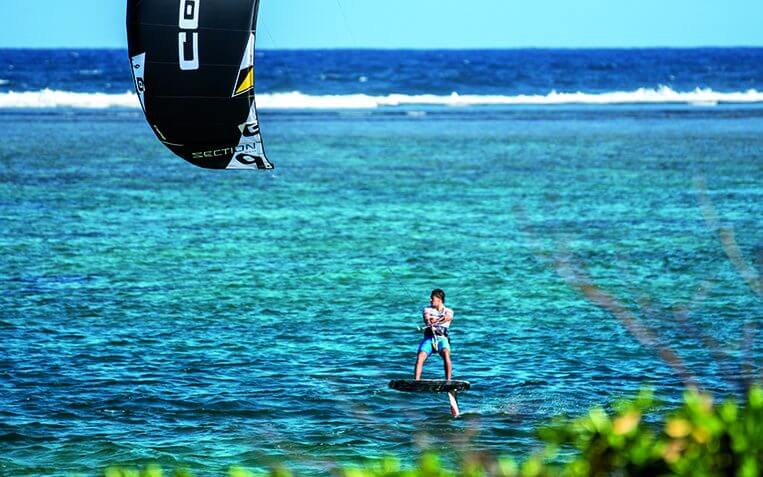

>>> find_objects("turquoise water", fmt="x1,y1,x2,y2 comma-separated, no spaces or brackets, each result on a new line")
1,106,762,475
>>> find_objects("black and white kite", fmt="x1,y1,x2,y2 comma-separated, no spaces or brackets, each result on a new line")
127,0,273,170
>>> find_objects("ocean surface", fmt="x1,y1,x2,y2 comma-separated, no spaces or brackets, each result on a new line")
1,49,762,476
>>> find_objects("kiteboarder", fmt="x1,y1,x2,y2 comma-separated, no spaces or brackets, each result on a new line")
414,289,454,381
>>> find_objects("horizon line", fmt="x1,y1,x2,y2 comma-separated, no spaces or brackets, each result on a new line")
2,45,763,51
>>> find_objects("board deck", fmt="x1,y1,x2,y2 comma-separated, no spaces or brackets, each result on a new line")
389,379,471,393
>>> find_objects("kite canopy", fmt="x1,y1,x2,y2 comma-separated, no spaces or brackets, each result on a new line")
127,0,273,170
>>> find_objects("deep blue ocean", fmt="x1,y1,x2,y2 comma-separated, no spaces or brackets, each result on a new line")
2,48,763,96
1,49,762,476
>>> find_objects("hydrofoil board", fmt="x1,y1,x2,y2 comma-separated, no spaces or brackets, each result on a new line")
389,380,470,417
389,379,470,393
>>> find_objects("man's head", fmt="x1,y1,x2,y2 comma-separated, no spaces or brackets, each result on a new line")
430,289,446,307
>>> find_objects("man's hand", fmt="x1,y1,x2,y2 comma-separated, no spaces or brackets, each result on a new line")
427,316,444,327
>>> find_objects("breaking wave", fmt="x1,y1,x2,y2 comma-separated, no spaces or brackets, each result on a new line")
1,86,763,110
0,90,138,109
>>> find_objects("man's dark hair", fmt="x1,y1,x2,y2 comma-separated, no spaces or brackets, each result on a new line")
431,289,445,303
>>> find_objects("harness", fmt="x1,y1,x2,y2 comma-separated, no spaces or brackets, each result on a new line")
424,325,451,352
423,326,450,338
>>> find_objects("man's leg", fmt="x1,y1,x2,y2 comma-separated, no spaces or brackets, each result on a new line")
441,348,452,380
414,352,428,380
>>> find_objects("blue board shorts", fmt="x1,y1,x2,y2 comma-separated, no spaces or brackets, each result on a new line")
417,336,451,357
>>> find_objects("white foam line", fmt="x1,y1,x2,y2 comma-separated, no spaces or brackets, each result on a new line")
0,89,138,109
258,87,763,109
1,86,762,110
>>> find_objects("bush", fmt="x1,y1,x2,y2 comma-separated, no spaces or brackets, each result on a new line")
537,386,762,477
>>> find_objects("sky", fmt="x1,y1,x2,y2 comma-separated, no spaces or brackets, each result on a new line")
0,0,762,49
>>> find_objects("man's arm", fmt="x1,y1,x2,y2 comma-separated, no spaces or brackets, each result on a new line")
423,309,435,326
431,310,454,326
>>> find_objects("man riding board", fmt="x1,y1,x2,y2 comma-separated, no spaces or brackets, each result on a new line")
414,289,454,381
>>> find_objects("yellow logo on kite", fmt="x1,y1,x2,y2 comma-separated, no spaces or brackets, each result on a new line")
233,67,254,97
232,33,256,97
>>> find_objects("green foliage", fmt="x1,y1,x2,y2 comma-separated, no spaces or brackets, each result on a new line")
538,386,762,477
100,387,761,477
